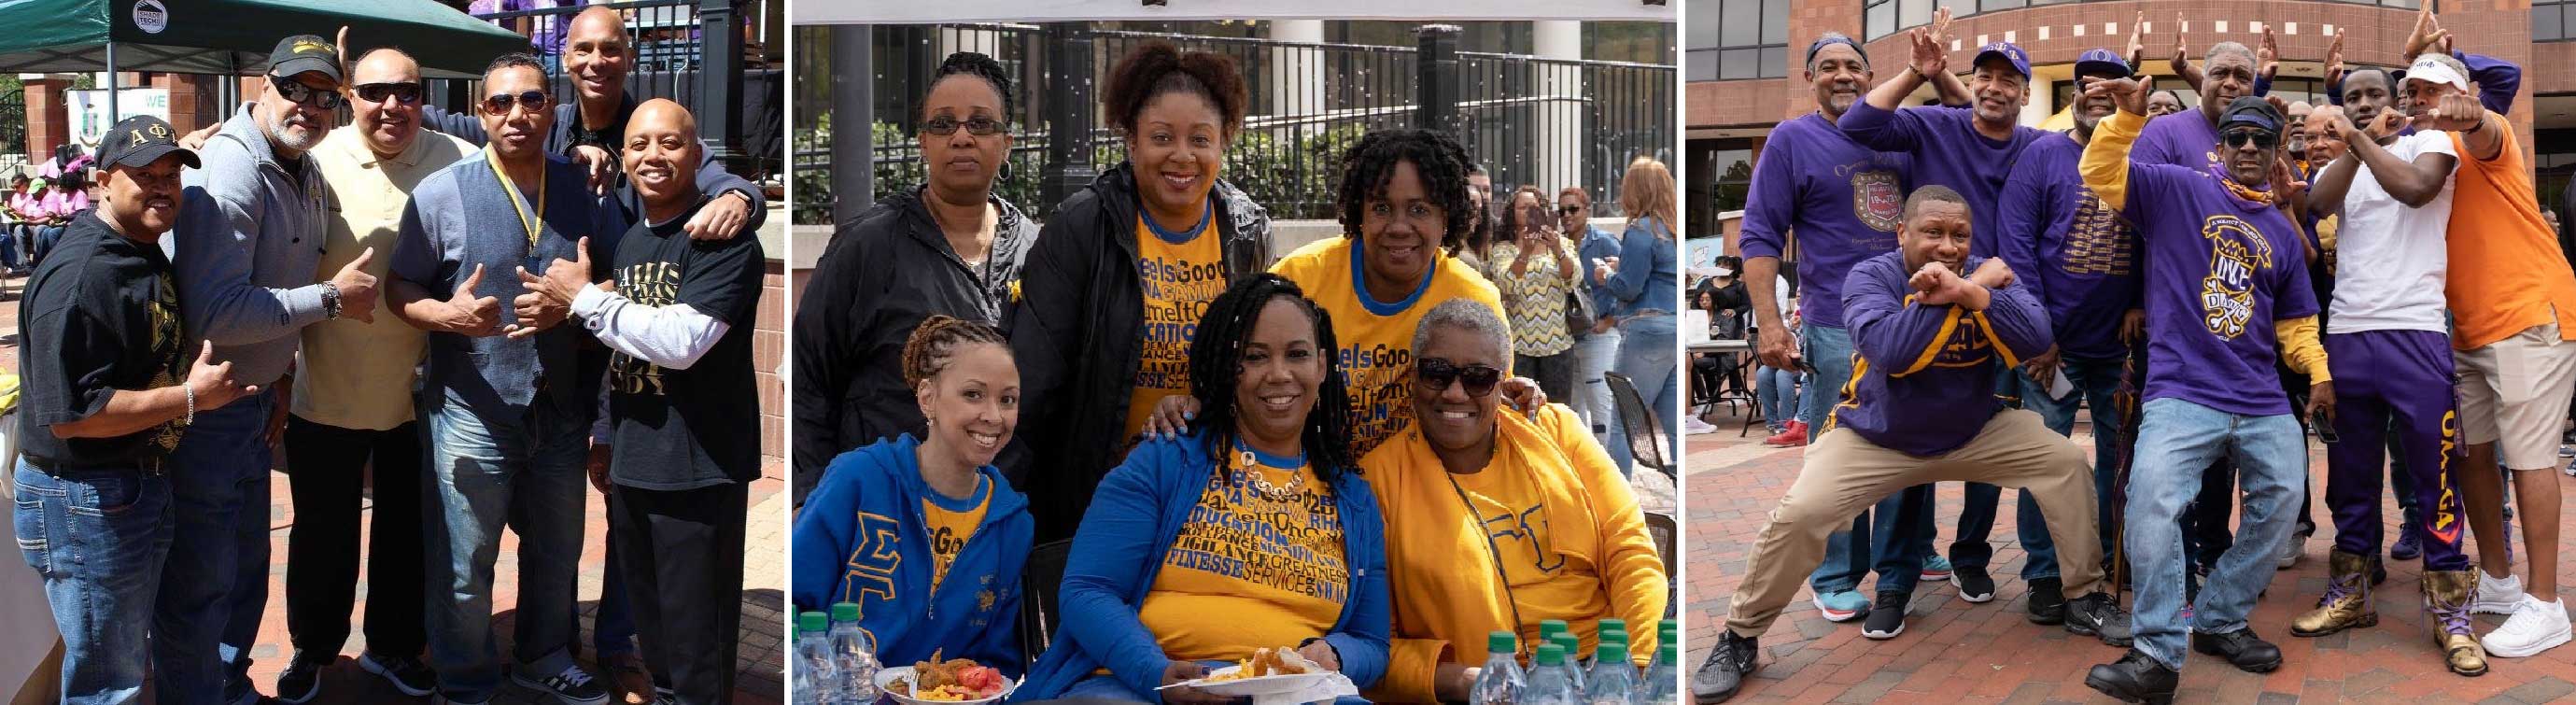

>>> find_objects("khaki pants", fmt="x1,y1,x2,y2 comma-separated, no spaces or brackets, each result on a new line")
1724,409,2104,636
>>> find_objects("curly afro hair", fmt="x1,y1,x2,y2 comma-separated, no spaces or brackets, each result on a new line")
927,51,1015,125
1102,40,1249,138
1334,128,1478,244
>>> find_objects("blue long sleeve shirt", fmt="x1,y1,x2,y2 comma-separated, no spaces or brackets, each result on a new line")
1828,252,2054,456
1994,132,2142,360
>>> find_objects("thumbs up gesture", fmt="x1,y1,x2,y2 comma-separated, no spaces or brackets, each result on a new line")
443,263,502,337
328,247,380,323
512,237,595,340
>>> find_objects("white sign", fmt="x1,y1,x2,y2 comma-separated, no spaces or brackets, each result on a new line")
66,89,172,151
132,0,168,34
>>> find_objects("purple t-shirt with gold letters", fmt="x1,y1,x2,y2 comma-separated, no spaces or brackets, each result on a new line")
1736,112,1911,329
2117,161,2319,417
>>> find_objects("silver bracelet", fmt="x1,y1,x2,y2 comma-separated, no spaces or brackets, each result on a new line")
182,384,196,426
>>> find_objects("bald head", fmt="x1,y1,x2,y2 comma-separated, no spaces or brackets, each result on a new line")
353,48,420,83
624,98,704,217
563,5,633,106
349,48,425,156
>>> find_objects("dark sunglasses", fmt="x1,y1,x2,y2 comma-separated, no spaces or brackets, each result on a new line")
274,79,345,110
1559,205,1585,215
921,116,1006,137
1416,357,1504,397
355,82,423,105
483,90,552,115
2221,130,2277,150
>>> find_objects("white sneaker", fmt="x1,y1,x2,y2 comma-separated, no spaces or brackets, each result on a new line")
1684,417,1720,435
2274,532,2302,569
2475,571,2529,615
2483,596,2573,657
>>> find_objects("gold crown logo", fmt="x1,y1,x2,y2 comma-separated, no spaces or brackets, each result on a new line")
291,39,334,54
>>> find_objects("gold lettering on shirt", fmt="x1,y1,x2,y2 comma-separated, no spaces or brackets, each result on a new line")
2197,216,2275,340
610,261,684,396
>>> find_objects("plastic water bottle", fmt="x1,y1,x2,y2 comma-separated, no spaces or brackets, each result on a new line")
1585,642,1639,705
829,602,880,704
1540,620,1570,646
795,612,836,705
1471,631,1525,705
1640,643,1680,705
1550,633,1585,691
1597,619,1626,643
1655,623,1679,671
1525,643,1580,705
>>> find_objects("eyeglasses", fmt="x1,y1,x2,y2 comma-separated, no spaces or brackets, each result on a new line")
483,90,553,115
1416,357,1504,397
355,82,423,106
921,116,1005,137
274,79,345,110
1558,205,1585,215
2222,130,2277,149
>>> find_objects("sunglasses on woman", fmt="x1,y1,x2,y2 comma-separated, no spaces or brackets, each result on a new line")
921,116,1006,137
1416,357,1503,397
356,82,423,106
483,90,553,115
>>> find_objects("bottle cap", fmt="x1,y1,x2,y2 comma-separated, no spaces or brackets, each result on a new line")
1540,619,1569,639
798,612,828,633
1600,628,1629,646
1488,631,1516,655
831,602,862,622
1535,642,1565,666
1597,642,1629,665
1598,618,1626,634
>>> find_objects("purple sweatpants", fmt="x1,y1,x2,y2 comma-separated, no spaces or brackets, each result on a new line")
2323,330,2470,571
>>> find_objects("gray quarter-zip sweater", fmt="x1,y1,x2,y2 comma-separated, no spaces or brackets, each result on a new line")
172,104,333,387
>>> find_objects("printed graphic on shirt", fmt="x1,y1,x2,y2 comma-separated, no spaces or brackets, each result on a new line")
1163,464,1350,602
1126,220,1227,439
146,270,184,453
1851,168,1906,233
922,477,990,592
610,261,683,396
2060,193,2134,277
2198,215,2276,340
1471,497,1562,583
1344,345,1417,457
838,511,904,647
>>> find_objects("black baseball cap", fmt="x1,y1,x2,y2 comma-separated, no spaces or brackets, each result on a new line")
2217,96,2284,136
267,35,342,83
98,116,200,170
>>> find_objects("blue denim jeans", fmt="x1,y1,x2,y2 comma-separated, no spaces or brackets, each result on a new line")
1574,328,1623,441
2125,398,2306,670
1795,324,1935,595
155,393,274,705
421,390,593,700
14,461,173,705
1606,314,1679,474
1757,364,1799,430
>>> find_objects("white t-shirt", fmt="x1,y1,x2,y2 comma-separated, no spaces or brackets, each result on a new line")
2330,130,2457,333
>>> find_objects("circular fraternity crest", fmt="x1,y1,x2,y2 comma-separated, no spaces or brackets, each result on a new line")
132,0,168,34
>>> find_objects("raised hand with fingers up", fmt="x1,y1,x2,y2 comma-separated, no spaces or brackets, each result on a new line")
1907,10,1950,78
2404,3,2451,60
2258,25,2280,82
2324,29,2346,92
2123,10,2147,73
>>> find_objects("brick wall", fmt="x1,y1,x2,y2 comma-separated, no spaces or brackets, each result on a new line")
23,78,66,161
758,261,788,476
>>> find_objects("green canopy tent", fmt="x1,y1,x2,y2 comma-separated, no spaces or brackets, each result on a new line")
0,0,528,121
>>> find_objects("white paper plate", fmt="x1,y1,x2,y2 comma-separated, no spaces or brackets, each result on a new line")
1175,670,1338,697
873,665,1017,705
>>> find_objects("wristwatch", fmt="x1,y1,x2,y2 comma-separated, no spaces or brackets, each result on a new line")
321,281,343,320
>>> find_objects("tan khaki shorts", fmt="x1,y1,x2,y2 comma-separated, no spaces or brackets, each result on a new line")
2455,320,2576,470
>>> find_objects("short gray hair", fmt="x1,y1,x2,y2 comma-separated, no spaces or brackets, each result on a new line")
2206,41,2256,68
1411,299,1512,363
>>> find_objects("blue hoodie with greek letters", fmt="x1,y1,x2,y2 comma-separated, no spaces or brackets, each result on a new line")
793,434,1033,676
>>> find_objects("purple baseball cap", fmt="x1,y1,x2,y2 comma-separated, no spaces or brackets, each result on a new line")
1973,41,2031,78
2074,49,2131,80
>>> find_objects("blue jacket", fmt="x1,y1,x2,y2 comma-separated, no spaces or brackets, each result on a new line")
1014,430,1392,700
793,435,1033,676
1602,216,1680,318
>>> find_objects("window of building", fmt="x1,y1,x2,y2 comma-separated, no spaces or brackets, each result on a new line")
2541,0,2576,41
1687,0,1787,81
1687,138,1756,238
1865,0,1979,41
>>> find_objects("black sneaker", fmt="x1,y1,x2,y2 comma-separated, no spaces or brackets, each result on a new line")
2084,649,2179,704
2027,577,2067,625
2191,627,2285,673
2391,527,2424,560
1957,567,1996,603
1691,629,1760,704
2371,555,2388,586
1862,591,1909,640
2063,592,2135,647
512,663,610,705
360,652,437,698
275,652,326,704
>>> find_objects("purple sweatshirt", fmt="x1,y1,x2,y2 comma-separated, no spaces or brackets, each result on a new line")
1837,103,2048,262
1995,132,2142,360
2132,109,2223,174
1737,112,1912,329
1830,252,2054,456
2110,153,2319,417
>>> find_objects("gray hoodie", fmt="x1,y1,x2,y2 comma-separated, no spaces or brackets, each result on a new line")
173,103,335,387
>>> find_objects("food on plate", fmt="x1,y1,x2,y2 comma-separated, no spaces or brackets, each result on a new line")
1204,646,1313,683
887,658,1009,700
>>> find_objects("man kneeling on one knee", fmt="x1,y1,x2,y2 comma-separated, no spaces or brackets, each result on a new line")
1694,185,2131,704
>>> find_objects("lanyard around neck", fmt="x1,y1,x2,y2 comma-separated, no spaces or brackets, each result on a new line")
486,149,545,252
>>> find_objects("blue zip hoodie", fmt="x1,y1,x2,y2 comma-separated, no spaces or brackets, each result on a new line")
1013,430,1392,700
793,434,1033,676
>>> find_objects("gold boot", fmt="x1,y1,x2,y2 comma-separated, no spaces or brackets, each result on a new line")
2291,550,2377,637
2425,570,2490,676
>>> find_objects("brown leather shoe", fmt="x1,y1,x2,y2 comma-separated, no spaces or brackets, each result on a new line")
2425,570,2491,676
604,653,657,704
2291,551,2377,637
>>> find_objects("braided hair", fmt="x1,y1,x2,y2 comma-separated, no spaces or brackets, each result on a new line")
928,51,1016,126
900,315,1011,393
1336,128,1478,245
1186,274,1354,486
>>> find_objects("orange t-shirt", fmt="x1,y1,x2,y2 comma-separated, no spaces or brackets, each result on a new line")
2443,121,2576,350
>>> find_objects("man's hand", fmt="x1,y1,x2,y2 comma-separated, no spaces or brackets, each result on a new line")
587,442,612,495
2024,347,2063,390
1757,324,1799,370
2414,83,2487,133
2083,75,2149,117
506,288,570,340
1907,9,1950,78
2167,13,2192,77
186,341,260,411
1968,258,2015,290
2120,309,2147,344
328,247,380,323
2258,25,2280,81
570,145,616,195
440,263,503,336
1913,262,1992,310
2123,10,2147,71
1160,662,1226,705
1907,261,1956,293
2307,381,2337,426
684,191,753,242
2364,109,2413,143
180,123,219,150
2324,30,2346,91
2404,3,2450,60
525,236,597,307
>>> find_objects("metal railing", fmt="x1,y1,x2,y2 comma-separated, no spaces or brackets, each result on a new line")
796,24,1675,226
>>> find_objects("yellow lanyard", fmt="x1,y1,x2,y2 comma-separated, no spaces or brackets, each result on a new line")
485,149,546,253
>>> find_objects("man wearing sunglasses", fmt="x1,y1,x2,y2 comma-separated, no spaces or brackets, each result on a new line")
2075,80,2334,703
264,46,475,702
1697,186,2131,703
419,6,765,243
162,33,386,705
2289,63,2480,675
387,52,626,705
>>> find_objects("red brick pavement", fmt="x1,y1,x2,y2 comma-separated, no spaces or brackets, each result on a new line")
1685,405,2576,704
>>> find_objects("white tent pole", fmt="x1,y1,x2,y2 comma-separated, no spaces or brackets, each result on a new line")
104,41,119,122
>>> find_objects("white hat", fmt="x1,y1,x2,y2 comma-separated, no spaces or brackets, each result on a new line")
2404,54,2470,92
